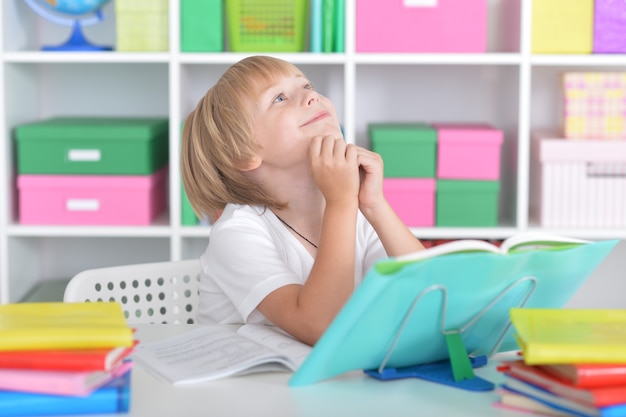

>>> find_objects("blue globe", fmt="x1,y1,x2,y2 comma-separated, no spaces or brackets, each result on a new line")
25,0,113,51
37,0,111,16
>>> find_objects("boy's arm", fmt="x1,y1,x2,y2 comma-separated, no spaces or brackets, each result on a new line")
259,200,358,345
258,136,360,346
356,147,425,256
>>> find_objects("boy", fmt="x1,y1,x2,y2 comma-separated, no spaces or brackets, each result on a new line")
181,56,424,345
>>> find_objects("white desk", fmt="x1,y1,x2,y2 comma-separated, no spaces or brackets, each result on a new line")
106,325,524,417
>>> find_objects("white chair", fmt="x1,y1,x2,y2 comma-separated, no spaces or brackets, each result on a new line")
64,260,202,324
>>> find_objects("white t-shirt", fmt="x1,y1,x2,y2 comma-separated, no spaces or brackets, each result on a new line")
196,204,387,325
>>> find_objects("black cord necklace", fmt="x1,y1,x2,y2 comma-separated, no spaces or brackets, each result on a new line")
274,214,318,249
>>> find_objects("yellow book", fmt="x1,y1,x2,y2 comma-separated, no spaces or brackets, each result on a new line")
0,302,134,351
510,308,626,365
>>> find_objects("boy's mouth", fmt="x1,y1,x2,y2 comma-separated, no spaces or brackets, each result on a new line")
301,111,330,127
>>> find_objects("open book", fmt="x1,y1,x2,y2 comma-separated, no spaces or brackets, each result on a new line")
376,233,589,274
132,325,312,385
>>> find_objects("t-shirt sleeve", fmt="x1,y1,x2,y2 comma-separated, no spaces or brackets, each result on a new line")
204,215,303,323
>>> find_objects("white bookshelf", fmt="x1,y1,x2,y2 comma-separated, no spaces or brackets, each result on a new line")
1,0,625,303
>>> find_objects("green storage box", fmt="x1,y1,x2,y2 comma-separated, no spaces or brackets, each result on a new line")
369,123,437,178
436,180,500,227
15,117,169,175
181,0,224,52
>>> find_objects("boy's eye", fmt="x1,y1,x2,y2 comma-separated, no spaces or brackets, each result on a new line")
304,83,314,90
273,94,286,103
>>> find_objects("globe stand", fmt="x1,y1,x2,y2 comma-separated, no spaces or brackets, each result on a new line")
42,20,112,51
24,0,113,52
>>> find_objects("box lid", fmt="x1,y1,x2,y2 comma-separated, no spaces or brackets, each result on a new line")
15,117,169,142
437,180,500,192
434,123,503,145
533,131,626,162
18,166,168,190
384,178,436,192
369,123,436,144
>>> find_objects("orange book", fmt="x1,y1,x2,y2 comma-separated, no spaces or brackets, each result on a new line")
500,360,626,407
0,343,136,372
540,363,626,388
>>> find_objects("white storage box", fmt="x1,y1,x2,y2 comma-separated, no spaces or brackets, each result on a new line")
531,131,626,227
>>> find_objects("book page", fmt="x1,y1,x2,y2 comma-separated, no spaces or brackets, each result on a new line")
501,233,588,254
132,326,295,385
392,239,500,262
237,324,312,369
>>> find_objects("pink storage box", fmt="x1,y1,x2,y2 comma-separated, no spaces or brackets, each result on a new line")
435,123,503,180
531,132,626,228
383,178,435,227
356,0,487,53
18,166,168,226
594,0,626,53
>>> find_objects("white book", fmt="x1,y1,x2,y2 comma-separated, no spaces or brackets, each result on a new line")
393,233,589,263
132,325,312,385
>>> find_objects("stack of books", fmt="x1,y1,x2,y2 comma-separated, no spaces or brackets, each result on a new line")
0,302,136,417
496,308,626,417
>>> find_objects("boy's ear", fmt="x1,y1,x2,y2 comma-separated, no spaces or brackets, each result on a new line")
236,155,262,171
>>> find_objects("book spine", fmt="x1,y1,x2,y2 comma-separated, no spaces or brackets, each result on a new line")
333,0,345,53
0,371,131,417
523,344,626,366
577,366,626,388
0,353,104,372
0,345,134,371
0,361,132,396
322,0,334,53
310,0,322,52
0,328,134,351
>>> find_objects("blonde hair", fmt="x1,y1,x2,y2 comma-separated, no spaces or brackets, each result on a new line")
181,56,301,222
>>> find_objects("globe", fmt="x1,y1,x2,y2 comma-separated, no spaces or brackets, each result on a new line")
24,0,113,51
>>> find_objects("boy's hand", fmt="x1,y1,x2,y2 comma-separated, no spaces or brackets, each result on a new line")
355,147,386,211
309,136,360,205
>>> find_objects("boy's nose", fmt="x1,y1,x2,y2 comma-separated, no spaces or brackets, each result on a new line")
306,91,319,106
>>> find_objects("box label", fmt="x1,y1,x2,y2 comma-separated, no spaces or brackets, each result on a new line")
68,149,102,162
404,0,438,6
66,199,100,212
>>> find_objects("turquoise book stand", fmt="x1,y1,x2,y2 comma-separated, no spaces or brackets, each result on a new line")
364,276,537,391
289,238,619,388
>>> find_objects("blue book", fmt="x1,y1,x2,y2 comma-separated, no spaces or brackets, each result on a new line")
310,0,322,52
502,379,626,417
0,368,131,416
289,236,619,387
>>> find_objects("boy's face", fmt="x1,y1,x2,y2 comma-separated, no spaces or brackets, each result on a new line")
249,70,342,170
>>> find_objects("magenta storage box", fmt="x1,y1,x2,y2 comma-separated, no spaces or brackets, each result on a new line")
531,132,626,228
356,0,487,53
435,123,503,180
383,178,435,227
18,167,168,226
594,0,626,53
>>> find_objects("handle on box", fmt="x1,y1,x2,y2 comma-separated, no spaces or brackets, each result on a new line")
587,162,626,178
403,0,438,7
66,199,100,212
67,149,102,162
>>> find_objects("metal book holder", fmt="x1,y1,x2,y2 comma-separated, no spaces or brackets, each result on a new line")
364,276,538,391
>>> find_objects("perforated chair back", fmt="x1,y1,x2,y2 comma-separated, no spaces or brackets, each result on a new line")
63,260,202,324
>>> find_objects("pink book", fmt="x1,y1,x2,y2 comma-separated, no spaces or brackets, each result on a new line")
0,360,132,396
